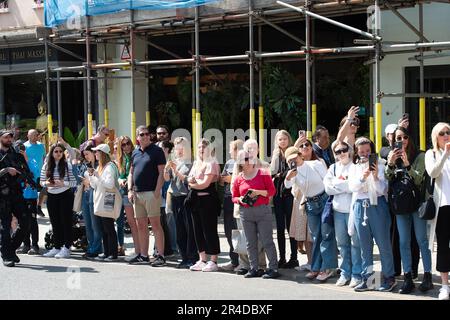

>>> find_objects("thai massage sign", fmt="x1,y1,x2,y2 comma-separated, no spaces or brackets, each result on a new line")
0,46,56,65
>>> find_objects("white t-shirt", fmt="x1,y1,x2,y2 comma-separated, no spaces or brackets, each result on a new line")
323,161,352,213
440,156,450,206
284,160,327,198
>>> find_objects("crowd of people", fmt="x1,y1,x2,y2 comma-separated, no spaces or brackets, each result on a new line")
0,107,449,300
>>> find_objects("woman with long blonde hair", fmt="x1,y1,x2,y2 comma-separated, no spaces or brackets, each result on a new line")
114,136,139,258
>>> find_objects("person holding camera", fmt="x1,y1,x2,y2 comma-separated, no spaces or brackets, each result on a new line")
336,106,360,147
385,126,432,294
41,143,77,259
232,150,279,279
348,137,395,292
425,122,450,300
284,146,337,282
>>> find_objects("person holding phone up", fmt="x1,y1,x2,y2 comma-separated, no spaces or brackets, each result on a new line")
385,126,433,294
232,150,279,279
348,137,396,292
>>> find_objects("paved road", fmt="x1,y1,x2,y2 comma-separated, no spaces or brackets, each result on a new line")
0,209,441,300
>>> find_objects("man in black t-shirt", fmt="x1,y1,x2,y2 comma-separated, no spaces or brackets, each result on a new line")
127,125,167,267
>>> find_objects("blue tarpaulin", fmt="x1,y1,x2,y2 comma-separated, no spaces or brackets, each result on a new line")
45,0,219,27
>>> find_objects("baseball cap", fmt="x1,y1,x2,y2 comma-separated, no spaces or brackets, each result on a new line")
384,124,397,135
0,129,14,138
92,143,110,154
285,146,301,162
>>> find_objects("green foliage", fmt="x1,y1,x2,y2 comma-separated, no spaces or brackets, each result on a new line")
64,127,85,148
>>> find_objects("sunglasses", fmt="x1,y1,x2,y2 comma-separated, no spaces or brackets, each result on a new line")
121,141,131,147
335,148,349,155
299,143,311,148
157,132,168,135
53,150,63,154
438,130,450,137
396,135,409,141
139,132,150,137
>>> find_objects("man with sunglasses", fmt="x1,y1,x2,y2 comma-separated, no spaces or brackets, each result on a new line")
156,125,171,148
127,125,167,267
0,129,32,267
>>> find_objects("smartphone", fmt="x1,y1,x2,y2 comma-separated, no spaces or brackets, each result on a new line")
402,113,409,120
394,141,403,150
289,161,297,170
369,153,378,171
298,130,306,137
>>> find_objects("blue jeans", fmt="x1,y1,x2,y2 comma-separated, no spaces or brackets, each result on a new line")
353,196,394,280
81,189,103,254
334,210,362,280
306,193,338,271
396,211,432,273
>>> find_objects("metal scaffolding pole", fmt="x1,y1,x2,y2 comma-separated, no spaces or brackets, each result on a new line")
103,42,109,128
249,0,256,140
258,25,265,160
276,1,381,41
311,18,317,134
305,2,312,140
252,13,306,46
419,3,426,150
374,0,382,152
385,2,430,42
57,71,63,135
194,6,201,151
44,39,53,143
131,12,137,143
86,16,93,139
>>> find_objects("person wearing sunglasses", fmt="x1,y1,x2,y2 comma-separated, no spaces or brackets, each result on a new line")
127,126,167,267
386,127,432,294
156,125,171,148
425,122,450,300
41,143,77,259
323,141,362,288
115,136,137,259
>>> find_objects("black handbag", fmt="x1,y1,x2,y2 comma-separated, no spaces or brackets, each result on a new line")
419,177,436,220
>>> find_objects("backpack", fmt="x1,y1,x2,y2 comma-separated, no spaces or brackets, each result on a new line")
388,170,421,215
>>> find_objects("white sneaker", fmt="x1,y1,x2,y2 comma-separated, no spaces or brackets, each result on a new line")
297,263,311,272
125,253,139,262
190,260,207,271
55,247,71,259
336,275,350,286
43,248,60,257
349,277,363,288
202,261,219,272
438,287,450,300
219,262,236,271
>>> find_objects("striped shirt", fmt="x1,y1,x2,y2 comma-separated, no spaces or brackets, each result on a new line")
40,161,77,194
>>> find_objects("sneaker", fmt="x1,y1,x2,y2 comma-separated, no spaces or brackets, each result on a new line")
37,207,45,217
2,259,15,267
16,245,30,254
151,255,167,267
202,261,219,272
125,253,140,262
305,271,320,280
336,275,350,287
257,269,266,277
104,256,118,262
354,280,373,292
176,260,192,269
190,260,207,271
262,269,280,279
12,254,20,263
95,254,108,261
296,263,311,272
316,269,336,282
281,259,299,269
219,262,237,271
43,248,60,257
244,269,260,278
233,264,247,272
27,246,40,255
236,268,249,276
118,246,126,257
438,287,450,300
129,255,150,264
378,277,397,292
82,252,98,260
349,277,363,288
55,247,71,259
277,259,286,268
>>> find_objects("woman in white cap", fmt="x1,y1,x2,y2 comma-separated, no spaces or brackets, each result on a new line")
88,143,121,262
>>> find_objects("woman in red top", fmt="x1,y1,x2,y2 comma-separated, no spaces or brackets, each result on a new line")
232,151,279,279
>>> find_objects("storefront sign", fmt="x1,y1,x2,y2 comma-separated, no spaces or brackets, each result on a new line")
0,44,85,65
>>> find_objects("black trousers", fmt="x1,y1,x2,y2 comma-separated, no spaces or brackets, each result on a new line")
47,190,74,249
23,199,39,247
436,205,450,273
274,193,297,261
160,207,173,256
0,196,28,260
100,217,118,258
223,195,239,266
173,195,198,263
391,212,420,275
191,194,220,255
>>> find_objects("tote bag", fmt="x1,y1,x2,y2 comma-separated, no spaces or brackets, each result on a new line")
72,184,84,212
93,163,122,219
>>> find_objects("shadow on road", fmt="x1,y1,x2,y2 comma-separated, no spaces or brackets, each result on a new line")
14,264,98,273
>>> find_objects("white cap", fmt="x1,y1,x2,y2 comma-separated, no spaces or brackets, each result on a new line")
384,124,397,135
92,143,110,154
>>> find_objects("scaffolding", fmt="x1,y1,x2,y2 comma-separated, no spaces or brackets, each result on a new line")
38,0,450,152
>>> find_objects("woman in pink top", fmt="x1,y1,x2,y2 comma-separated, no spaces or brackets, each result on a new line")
187,139,221,272
232,150,280,279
